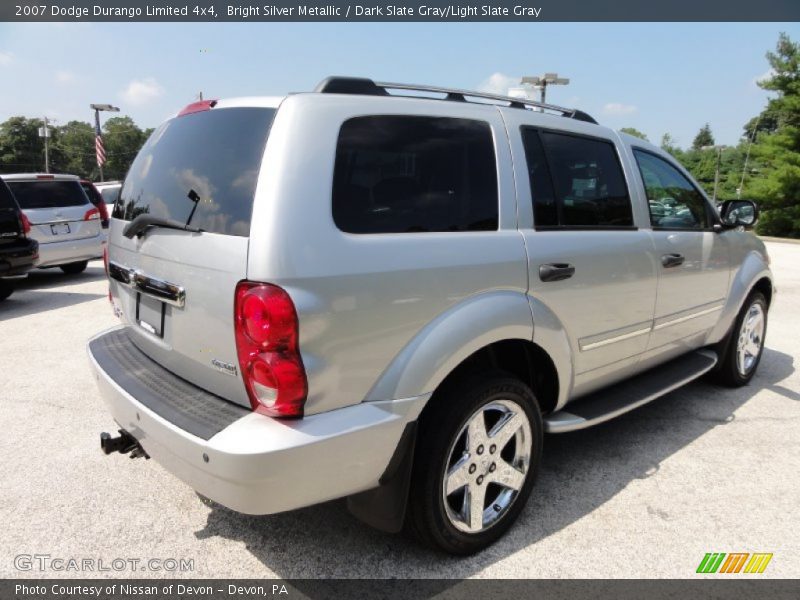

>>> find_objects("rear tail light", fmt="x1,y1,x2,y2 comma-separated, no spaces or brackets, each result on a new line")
234,281,307,418
102,246,109,276
84,207,100,221
19,212,31,235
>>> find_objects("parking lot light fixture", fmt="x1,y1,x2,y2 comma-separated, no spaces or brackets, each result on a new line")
521,73,570,105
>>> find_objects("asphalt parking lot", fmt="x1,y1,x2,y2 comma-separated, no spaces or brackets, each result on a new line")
1,241,798,579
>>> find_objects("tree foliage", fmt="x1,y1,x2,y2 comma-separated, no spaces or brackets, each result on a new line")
620,127,649,141
0,114,151,181
692,123,715,150
746,33,800,237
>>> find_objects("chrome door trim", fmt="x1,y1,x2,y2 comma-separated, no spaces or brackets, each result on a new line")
653,303,724,331
580,326,652,351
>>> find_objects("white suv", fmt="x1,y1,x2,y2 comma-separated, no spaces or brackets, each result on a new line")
2,173,105,273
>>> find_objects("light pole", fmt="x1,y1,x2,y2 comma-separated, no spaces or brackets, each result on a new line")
521,73,570,105
90,103,120,182
702,144,728,203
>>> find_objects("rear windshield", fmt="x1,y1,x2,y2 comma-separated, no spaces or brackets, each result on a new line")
6,180,89,209
114,107,275,236
0,180,18,210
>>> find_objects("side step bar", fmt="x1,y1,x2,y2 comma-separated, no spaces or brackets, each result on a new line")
545,349,718,433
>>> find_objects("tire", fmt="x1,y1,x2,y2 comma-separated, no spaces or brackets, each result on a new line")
405,372,543,555
0,280,13,301
715,291,768,387
60,260,88,274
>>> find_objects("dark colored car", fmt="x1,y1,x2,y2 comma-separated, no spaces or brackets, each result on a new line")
80,179,110,228
0,178,39,301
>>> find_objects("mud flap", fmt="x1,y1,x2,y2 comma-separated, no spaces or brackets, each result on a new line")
346,421,417,533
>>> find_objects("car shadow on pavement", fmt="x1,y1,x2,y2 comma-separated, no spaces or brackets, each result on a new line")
0,263,106,320
14,262,107,291
193,346,794,582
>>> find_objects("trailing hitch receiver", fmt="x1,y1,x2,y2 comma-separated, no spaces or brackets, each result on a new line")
100,430,150,459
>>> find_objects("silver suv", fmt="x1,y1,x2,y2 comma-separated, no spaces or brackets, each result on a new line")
2,173,105,274
89,78,773,555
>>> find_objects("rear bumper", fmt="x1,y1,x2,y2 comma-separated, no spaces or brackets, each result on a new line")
0,238,38,277
36,234,105,268
87,326,427,515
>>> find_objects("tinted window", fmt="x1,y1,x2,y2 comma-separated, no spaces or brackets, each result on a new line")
80,182,102,207
333,116,498,234
633,150,710,229
530,131,633,228
6,180,89,209
520,129,558,227
114,107,275,237
0,179,18,209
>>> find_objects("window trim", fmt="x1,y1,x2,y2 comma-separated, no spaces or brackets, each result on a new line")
631,146,721,233
331,114,501,235
520,126,638,232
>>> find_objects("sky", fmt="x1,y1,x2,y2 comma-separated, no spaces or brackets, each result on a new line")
0,22,797,148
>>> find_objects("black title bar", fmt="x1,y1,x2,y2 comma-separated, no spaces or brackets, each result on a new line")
3,0,800,22
4,579,800,600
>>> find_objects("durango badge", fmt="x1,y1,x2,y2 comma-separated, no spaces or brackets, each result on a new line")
211,359,238,377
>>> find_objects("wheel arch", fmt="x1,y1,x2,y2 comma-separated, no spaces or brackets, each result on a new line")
708,249,773,345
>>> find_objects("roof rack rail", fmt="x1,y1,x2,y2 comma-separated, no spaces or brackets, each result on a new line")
314,76,597,124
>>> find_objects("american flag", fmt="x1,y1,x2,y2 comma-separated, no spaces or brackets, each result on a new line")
95,120,106,167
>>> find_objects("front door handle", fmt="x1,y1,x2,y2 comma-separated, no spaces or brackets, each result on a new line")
661,253,685,268
539,263,575,282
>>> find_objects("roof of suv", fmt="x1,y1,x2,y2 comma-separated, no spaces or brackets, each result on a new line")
1,173,81,182
175,77,599,128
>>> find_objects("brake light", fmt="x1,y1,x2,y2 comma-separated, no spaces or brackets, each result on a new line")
178,99,218,117
102,246,109,276
19,212,31,235
36,175,54,180
84,207,100,221
234,281,307,418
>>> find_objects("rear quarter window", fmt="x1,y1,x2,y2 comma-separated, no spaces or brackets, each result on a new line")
6,180,89,209
114,107,275,237
332,115,499,234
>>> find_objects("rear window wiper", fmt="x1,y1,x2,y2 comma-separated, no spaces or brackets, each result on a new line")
122,214,203,239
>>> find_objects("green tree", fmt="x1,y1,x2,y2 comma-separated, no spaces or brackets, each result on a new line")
53,120,97,178
747,33,800,237
620,127,648,141
692,123,715,150
102,116,148,181
0,117,47,173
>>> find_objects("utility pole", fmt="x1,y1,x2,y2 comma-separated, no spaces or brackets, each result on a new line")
738,115,761,199
702,144,728,203
38,117,51,173
521,73,570,105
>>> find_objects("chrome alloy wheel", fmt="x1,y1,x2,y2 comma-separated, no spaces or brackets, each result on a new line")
442,399,532,534
736,301,765,376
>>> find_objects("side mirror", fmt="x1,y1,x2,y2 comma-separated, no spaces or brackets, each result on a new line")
720,199,759,229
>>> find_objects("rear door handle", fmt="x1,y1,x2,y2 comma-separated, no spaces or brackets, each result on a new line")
661,253,685,268
539,263,575,282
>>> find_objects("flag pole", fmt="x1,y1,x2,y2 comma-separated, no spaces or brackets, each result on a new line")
94,108,104,182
